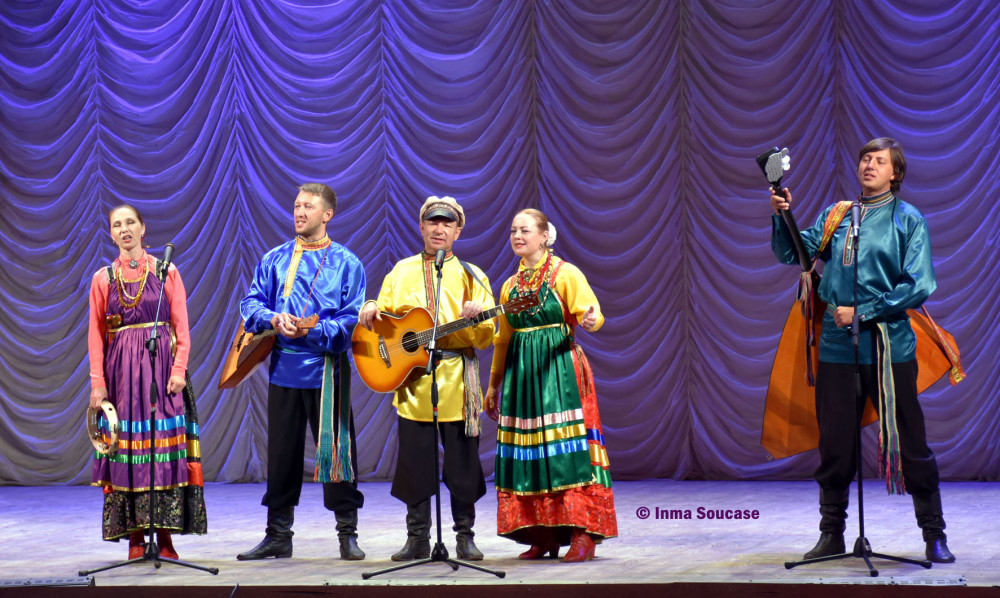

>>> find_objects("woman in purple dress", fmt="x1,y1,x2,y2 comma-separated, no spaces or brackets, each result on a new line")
87,204,206,559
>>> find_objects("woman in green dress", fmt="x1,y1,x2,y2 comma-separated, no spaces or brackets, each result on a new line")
485,208,617,563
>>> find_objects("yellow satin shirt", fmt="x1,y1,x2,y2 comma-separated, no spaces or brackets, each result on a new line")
373,253,495,422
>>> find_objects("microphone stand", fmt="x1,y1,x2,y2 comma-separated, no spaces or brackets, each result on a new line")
363,252,504,580
81,254,218,576
785,201,929,576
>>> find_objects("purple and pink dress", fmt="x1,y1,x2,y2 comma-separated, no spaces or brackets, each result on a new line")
87,255,207,541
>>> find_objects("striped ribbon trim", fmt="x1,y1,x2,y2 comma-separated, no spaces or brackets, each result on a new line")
587,427,605,444
463,352,483,438
438,348,483,437
875,322,906,495
589,441,611,469
315,353,354,483
499,407,584,430
282,235,330,298
97,448,188,464
114,435,187,451
497,437,589,460
186,437,201,460
497,422,587,446
95,415,197,438
818,201,853,254
108,414,187,434
420,254,482,436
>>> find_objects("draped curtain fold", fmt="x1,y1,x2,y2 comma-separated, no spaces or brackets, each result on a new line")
1,0,996,485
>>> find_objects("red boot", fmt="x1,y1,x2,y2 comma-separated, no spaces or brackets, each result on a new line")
128,530,146,560
518,528,560,560
519,542,560,559
561,529,595,563
157,529,179,560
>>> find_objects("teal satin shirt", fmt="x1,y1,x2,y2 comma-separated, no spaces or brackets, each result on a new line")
771,191,936,364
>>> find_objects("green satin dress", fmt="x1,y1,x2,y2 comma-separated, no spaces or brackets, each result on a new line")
494,256,617,545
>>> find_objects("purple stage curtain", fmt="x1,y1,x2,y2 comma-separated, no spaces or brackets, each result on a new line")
1,1,997,486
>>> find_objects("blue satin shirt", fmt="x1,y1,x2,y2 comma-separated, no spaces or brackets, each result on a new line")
240,237,366,388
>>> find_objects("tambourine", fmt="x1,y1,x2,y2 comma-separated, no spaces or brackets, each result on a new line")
87,399,120,455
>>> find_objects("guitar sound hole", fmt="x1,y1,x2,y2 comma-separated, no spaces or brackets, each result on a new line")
401,331,420,353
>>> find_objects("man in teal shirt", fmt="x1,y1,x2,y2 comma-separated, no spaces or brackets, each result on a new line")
770,138,954,564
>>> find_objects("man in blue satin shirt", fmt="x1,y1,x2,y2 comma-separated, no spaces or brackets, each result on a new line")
237,183,367,562
770,138,954,564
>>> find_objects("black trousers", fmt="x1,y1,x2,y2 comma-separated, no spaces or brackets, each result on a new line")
814,360,940,496
262,384,364,513
390,416,486,508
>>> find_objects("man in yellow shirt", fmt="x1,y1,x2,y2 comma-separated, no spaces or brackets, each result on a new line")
358,196,495,561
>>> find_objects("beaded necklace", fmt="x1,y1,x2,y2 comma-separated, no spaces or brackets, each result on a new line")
115,256,150,309
515,251,554,314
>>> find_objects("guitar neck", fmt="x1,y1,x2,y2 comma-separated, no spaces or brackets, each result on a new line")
421,303,507,344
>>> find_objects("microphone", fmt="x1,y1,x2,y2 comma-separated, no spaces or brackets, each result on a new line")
434,248,446,270
159,243,175,279
850,201,861,239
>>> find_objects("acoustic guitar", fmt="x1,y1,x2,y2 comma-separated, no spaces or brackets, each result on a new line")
217,314,319,389
352,294,539,393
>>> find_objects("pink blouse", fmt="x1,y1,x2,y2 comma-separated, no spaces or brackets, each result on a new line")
87,255,190,389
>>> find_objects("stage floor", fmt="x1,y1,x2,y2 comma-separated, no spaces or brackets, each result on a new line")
0,480,995,588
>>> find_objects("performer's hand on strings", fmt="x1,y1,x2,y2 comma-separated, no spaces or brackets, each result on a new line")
271,312,300,337
90,386,108,409
484,387,501,421
358,301,382,331
460,300,483,320
167,375,187,395
769,187,792,213
580,306,598,331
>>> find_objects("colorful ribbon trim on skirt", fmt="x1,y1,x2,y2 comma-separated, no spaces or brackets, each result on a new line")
875,322,906,495
315,352,353,483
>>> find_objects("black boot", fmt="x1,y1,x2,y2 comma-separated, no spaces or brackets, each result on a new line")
237,507,294,560
925,537,955,564
391,500,431,561
335,509,365,561
803,532,845,559
803,487,848,559
913,492,955,563
452,500,483,561
817,487,849,535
